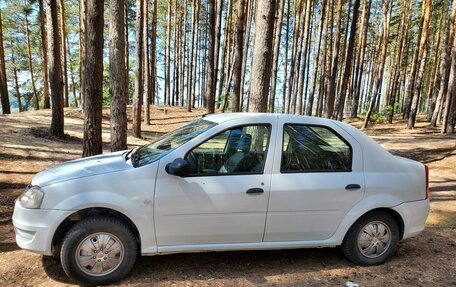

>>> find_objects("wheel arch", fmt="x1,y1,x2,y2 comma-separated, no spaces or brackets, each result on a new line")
346,207,405,241
51,207,141,256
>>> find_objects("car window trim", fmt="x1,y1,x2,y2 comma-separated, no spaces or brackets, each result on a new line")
280,123,353,173
182,123,273,177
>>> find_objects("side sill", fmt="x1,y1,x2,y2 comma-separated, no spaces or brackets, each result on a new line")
144,240,339,256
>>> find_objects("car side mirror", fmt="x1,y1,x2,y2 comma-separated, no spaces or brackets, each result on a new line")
165,158,189,177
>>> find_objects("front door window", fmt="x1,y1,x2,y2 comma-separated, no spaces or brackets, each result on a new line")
185,125,270,176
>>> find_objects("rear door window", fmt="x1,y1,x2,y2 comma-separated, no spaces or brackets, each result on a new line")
281,124,352,172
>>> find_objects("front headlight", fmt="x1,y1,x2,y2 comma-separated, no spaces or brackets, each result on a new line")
19,185,44,209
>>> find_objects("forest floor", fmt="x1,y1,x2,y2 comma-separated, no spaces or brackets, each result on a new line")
0,106,455,287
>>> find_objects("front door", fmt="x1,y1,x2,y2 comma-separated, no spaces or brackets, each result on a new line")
155,124,274,247
264,120,364,242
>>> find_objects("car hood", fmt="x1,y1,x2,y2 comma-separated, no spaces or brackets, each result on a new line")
32,150,132,187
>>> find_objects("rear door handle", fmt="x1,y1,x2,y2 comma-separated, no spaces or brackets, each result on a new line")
345,184,361,190
246,188,264,194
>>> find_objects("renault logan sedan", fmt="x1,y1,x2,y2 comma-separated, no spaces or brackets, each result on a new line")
13,113,430,285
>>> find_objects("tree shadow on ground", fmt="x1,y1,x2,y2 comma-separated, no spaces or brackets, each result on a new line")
0,242,19,253
389,147,456,163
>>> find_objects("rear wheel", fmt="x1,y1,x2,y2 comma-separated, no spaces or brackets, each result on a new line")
60,216,137,285
341,211,399,265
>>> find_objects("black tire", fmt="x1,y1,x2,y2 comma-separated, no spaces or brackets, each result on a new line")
341,211,399,266
60,216,137,285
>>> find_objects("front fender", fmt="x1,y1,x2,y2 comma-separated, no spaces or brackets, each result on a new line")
53,191,157,254
39,162,159,254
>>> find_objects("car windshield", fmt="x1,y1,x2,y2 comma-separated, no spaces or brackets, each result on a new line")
129,118,217,167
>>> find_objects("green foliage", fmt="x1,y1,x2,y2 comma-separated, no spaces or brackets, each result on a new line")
370,111,387,124
103,67,110,107
383,105,393,116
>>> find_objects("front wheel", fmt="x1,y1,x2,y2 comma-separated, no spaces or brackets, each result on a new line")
341,211,399,265
60,216,137,285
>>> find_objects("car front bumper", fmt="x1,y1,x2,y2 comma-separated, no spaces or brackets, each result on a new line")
393,199,430,240
12,201,74,256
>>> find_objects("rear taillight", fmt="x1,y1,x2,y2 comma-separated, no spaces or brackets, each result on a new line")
424,164,429,199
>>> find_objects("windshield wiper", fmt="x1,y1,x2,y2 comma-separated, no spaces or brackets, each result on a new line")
127,148,141,167
125,149,134,160
156,143,171,150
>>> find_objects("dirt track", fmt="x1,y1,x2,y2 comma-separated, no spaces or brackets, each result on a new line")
0,107,455,286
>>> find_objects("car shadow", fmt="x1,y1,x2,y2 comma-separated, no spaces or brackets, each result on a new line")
42,247,350,285
41,256,74,285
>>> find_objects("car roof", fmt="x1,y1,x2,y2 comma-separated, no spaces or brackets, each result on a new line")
202,112,334,125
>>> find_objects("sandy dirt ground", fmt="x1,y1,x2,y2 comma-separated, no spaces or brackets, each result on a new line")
0,107,455,287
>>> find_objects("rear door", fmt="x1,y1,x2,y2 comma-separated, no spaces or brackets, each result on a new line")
264,118,364,241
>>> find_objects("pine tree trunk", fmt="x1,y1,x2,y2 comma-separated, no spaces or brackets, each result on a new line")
281,0,290,113
268,0,285,113
67,36,78,107
404,0,426,119
143,0,150,124
201,20,207,107
325,0,343,118
125,0,130,104
296,1,312,115
59,0,69,107
79,0,87,110
164,0,172,106
426,13,444,122
240,0,253,111
197,27,204,107
25,14,39,110
10,37,21,112
320,0,334,117
305,0,326,116
188,0,200,112
362,0,391,129
82,0,104,156
47,0,64,136
172,0,180,106
316,0,331,117
206,0,216,113
336,0,351,100
222,34,234,111
442,0,456,134
179,0,187,107
213,0,224,107
201,1,207,108
221,53,235,112
387,0,412,123
407,0,432,129
232,0,247,112
150,0,157,106
192,0,200,109
217,0,234,109
334,0,361,120
350,0,371,119
109,0,127,151
0,9,9,114
285,0,303,114
431,12,454,127
132,0,143,137
248,0,276,112
39,0,50,109
303,16,313,114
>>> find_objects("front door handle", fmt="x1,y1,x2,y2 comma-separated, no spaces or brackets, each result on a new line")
246,188,264,194
345,184,361,190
